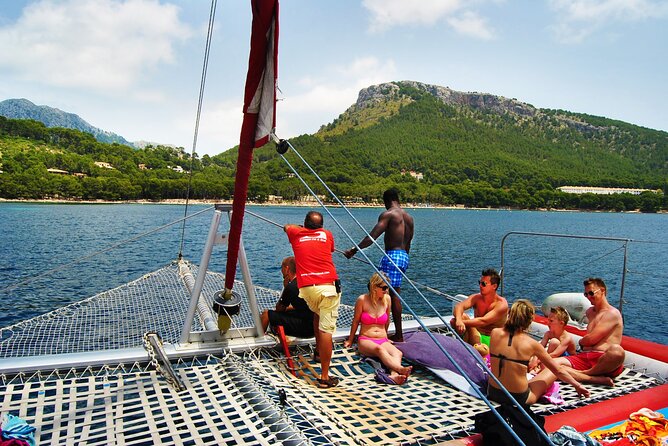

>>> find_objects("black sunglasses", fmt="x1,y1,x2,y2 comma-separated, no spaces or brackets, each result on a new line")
584,289,600,297
379,285,389,291
478,280,488,287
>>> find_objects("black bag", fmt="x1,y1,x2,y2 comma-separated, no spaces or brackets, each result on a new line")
474,403,550,446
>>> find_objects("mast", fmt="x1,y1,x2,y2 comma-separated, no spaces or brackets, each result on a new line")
224,0,279,299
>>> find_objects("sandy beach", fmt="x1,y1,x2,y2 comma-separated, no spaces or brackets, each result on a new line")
0,197,405,208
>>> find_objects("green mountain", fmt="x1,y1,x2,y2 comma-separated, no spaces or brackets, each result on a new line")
0,81,666,211
0,98,132,146
212,81,665,210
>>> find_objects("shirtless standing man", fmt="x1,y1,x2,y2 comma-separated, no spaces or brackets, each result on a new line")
344,188,414,341
450,268,508,355
554,277,625,382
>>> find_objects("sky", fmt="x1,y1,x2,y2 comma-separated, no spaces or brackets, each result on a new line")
0,0,666,157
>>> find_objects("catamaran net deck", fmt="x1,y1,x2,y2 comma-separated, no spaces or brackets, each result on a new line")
0,262,664,445
0,343,662,446
0,261,367,358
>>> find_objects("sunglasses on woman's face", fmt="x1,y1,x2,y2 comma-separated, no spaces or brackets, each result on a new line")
379,285,389,291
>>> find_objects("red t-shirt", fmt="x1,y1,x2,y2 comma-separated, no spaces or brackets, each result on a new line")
286,225,338,288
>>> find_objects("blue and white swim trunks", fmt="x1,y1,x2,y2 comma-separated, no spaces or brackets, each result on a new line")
379,249,409,288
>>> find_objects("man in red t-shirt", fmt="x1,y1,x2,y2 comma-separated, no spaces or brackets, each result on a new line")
284,211,341,388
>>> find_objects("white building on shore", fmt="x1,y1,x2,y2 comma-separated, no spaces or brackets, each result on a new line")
558,186,658,195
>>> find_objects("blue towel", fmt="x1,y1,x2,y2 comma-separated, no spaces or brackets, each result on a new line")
1,414,36,446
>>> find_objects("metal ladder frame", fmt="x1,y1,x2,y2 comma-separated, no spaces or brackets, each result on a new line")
179,204,264,344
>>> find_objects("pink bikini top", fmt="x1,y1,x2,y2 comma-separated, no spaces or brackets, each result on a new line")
360,311,389,325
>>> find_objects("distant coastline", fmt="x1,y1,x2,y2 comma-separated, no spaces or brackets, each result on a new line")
2,197,661,213
0,197,380,207
0,197,393,208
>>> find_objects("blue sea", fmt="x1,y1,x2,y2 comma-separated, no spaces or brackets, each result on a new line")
1,203,667,345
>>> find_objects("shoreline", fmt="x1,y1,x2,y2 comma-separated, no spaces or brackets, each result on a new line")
1,198,661,213
0,197,383,207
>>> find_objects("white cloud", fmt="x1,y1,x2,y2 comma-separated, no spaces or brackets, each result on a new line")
0,0,190,91
447,11,495,40
194,98,244,155
190,56,398,156
336,56,398,87
363,0,462,31
279,57,397,140
362,0,495,39
548,0,668,43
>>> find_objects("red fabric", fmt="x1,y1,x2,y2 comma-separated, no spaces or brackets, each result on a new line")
0,429,29,446
545,384,668,433
286,226,337,288
275,325,295,376
243,0,278,147
225,0,279,290
566,350,624,377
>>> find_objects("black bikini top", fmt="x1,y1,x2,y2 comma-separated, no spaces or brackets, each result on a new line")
490,332,530,376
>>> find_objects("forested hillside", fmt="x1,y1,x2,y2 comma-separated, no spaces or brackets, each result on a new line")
1,80,666,212
212,81,667,211
0,116,235,201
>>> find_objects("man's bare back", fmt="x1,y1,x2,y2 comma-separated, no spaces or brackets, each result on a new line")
343,189,414,341
379,206,414,252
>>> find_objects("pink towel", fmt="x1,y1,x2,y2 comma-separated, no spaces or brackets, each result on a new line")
541,380,564,405
527,373,565,405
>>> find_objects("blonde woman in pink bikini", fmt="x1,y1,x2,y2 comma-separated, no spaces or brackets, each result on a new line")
344,272,412,384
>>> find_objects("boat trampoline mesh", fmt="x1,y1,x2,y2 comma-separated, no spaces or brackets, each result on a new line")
0,353,314,446
0,261,341,358
1,261,664,445
0,345,662,446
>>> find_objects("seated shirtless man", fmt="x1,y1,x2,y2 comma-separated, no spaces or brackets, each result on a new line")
554,277,624,383
450,268,508,356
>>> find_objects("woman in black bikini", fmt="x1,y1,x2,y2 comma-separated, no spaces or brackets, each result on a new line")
488,299,592,405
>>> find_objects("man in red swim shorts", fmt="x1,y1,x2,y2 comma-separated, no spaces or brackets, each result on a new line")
555,277,625,380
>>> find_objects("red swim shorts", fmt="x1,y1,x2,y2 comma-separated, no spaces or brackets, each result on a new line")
567,351,624,377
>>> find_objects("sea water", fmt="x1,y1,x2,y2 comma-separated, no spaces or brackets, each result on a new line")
1,203,666,344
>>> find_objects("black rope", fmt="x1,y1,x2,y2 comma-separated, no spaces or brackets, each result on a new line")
178,0,218,260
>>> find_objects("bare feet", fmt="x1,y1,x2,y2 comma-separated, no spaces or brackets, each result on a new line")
398,365,413,376
389,371,408,385
567,367,615,387
587,375,615,387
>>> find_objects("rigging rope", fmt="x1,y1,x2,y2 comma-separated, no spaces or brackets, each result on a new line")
274,139,548,445
0,206,213,294
244,208,464,303
178,0,218,260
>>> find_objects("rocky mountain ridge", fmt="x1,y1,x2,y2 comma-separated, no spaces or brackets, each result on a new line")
0,98,132,146
349,80,603,134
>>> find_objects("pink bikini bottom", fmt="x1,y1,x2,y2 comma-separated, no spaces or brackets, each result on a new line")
359,335,389,346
